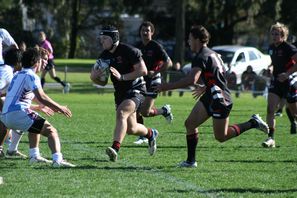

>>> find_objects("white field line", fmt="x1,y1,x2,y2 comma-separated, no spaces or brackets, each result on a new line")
70,142,221,198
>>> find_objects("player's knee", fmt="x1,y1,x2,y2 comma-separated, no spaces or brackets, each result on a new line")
267,106,275,114
116,109,127,120
184,118,195,130
44,126,58,138
141,110,150,117
214,134,226,143
126,125,137,135
49,130,59,140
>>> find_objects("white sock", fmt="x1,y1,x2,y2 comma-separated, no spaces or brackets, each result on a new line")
29,147,40,158
8,130,23,152
52,152,63,163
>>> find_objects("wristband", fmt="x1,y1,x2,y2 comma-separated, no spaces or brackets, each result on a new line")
121,75,125,81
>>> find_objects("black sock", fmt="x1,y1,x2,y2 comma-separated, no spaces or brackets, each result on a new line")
41,78,45,88
112,141,120,152
145,128,152,140
54,77,66,87
268,128,275,139
186,133,198,163
285,107,295,124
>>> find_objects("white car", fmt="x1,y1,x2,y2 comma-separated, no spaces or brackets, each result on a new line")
212,45,271,85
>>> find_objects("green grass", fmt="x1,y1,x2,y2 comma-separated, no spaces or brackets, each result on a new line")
0,88,296,197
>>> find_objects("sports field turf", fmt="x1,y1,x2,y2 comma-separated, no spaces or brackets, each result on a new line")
0,86,296,197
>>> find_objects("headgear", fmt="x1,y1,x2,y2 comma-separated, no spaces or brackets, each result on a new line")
99,25,119,44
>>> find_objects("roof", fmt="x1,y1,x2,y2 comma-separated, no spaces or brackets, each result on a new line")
212,45,256,52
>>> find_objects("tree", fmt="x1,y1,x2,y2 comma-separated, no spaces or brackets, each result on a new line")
174,0,186,65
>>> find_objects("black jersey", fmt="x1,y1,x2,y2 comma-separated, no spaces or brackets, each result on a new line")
192,46,232,117
139,40,169,71
192,47,228,90
268,42,297,78
99,43,146,95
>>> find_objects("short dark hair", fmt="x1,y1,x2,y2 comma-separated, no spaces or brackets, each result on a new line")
138,21,155,35
190,25,210,44
22,48,41,68
99,25,120,44
4,48,22,66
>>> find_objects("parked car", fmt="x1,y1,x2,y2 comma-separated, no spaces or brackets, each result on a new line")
212,45,272,85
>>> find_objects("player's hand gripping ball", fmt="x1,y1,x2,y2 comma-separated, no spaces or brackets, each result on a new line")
90,59,110,84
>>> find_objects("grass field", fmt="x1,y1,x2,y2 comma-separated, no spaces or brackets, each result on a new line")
0,87,296,197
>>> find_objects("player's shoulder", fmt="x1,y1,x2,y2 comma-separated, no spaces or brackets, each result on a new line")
149,40,163,48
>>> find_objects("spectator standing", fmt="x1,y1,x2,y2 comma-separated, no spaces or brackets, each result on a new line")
241,65,257,91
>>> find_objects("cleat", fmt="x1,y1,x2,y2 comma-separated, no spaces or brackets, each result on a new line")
29,156,52,164
6,150,27,159
262,137,276,148
106,147,118,162
148,129,158,155
251,114,269,134
53,160,76,168
133,136,148,145
178,161,197,168
0,147,5,158
162,104,173,123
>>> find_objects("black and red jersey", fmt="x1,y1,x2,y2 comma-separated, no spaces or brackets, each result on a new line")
192,47,229,89
99,43,146,95
139,40,169,71
268,41,297,78
192,46,232,106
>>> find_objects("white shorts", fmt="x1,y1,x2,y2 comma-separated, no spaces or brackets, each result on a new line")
0,109,45,133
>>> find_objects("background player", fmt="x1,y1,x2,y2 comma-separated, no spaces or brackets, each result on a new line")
134,21,173,145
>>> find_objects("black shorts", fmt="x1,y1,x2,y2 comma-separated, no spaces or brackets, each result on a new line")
114,90,145,112
28,113,46,134
144,74,161,99
269,80,297,103
200,89,233,119
44,59,55,71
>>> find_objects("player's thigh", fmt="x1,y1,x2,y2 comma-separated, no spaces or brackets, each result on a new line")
140,97,155,115
39,121,57,137
127,111,138,131
117,99,136,118
267,92,281,113
185,101,209,129
49,68,57,78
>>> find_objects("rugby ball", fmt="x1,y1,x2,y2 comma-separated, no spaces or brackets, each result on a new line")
90,59,110,84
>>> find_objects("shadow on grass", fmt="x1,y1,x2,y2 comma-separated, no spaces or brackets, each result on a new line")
214,159,297,163
166,188,297,194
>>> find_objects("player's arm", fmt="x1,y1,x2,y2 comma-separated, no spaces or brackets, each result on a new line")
33,88,72,118
156,67,202,91
278,52,297,82
31,97,55,116
110,59,147,81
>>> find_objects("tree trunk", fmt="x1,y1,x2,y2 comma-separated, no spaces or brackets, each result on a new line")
68,0,80,58
174,0,186,65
